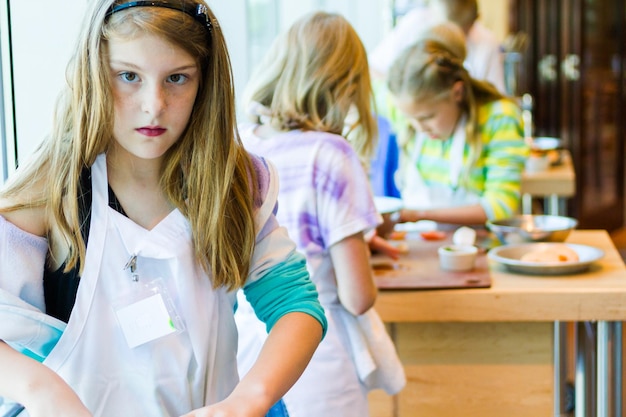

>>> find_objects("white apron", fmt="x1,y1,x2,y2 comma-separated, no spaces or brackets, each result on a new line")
238,255,405,417
35,154,238,416
399,115,481,210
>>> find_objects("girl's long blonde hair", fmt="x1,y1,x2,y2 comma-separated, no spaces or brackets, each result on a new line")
0,0,257,290
242,11,377,165
387,37,504,175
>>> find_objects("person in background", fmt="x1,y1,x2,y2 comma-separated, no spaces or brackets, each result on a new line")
0,1,327,416
235,11,406,417
368,1,508,198
386,35,528,226
370,0,506,93
369,21,468,198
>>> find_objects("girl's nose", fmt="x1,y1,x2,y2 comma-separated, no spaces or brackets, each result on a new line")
141,83,166,116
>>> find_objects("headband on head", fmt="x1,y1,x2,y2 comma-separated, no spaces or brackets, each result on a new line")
105,1,213,33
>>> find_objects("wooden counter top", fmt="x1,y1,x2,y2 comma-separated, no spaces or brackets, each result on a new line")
374,230,626,322
520,149,576,197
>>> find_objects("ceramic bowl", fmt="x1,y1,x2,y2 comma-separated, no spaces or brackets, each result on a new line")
438,244,478,272
525,154,550,173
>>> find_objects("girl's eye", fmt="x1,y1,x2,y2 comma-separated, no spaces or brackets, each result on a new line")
168,74,188,84
119,72,139,83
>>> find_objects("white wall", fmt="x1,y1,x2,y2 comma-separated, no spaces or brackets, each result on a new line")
477,0,509,42
8,0,87,171
207,0,249,112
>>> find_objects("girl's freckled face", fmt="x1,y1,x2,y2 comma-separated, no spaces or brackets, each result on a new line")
108,33,200,160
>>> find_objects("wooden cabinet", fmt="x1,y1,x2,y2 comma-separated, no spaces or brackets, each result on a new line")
509,0,626,230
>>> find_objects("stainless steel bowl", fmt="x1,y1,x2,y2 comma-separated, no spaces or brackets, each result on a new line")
486,215,578,245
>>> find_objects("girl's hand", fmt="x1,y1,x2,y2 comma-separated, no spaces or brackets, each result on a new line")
369,234,403,260
183,312,322,417
180,397,266,417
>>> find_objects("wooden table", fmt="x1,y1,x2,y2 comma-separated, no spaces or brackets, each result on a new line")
521,150,576,215
369,230,626,417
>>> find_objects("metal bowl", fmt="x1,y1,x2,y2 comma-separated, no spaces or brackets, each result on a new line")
486,215,578,245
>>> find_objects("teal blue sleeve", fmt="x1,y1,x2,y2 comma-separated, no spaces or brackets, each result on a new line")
242,251,327,338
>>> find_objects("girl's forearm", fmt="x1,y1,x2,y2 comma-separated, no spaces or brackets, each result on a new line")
231,312,322,412
401,203,487,225
0,341,89,416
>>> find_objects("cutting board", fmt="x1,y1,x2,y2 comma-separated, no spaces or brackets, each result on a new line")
371,232,492,290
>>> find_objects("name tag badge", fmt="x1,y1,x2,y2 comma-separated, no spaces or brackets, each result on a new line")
114,278,186,349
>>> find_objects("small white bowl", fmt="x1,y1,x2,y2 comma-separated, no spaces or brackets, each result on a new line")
525,155,550,173
438,245,478,272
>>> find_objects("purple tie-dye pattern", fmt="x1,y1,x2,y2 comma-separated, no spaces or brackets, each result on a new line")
313,163,349,200
249,153,280,241
250,153,271,209
239,125,380,254
295,212,323,248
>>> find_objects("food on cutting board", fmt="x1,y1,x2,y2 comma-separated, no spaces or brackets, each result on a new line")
394,242,409,254
420,230,446,241
520,244,580,263
388,230,407,240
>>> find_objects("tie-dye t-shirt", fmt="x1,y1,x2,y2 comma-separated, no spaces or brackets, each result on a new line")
239,124,381,303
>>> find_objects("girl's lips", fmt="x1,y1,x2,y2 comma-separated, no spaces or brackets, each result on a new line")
136,127,166,137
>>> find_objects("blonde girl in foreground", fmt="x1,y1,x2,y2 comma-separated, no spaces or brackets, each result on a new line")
0,1,326,416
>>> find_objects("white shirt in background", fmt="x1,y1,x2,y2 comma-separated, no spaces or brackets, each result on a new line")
369,6,506,93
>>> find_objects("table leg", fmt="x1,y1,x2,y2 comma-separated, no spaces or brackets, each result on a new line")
614,322,622,416
522,193,533,214
597,321,623,417
548,194,560,216
576,321,596,417
598,321,609,417
555,321,569,416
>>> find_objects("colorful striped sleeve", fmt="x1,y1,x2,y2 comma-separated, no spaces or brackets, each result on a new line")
475,100,529,219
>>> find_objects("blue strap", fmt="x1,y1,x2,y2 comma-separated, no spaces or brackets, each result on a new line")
265,399,289,417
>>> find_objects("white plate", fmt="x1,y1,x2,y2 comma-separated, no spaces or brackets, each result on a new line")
373,196,403,214
393,220,438,232
531,136,562,151
488,243,604,275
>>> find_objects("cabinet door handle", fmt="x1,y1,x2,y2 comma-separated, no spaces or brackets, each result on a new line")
539,54,558,82
561,54,580,81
